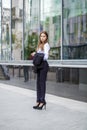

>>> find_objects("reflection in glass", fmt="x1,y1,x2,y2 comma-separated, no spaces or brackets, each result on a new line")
24,0,39,60
2,0,11,60
63,0,87,59
41,0,61,59
24,0,61,60
12,0,23,60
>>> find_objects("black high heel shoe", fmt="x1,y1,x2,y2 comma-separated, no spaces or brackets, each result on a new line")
33,102,40,109
37,103,46,110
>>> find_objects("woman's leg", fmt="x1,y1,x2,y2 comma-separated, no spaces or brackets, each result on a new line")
39,61,49,103
36,70,41,103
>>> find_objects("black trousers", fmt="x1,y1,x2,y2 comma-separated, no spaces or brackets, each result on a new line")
36,61,49,103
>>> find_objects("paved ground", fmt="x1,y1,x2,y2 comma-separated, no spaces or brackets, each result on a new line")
0,83,87,130
0,76,87,102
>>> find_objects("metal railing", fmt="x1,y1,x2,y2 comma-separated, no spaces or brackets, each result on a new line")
0,60,87,68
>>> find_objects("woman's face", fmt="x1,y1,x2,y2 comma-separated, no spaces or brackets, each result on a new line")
40,33,47,43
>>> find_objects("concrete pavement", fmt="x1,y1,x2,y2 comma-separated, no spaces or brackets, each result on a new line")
0,83,87,130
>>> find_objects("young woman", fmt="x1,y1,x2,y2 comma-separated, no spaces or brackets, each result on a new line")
32,31,50,110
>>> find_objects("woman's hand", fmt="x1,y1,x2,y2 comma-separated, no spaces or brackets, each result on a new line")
31,52,36,56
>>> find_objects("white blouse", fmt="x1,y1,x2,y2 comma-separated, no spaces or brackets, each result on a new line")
37,42,50,60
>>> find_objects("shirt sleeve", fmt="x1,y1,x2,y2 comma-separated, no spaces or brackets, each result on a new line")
44,43,50,60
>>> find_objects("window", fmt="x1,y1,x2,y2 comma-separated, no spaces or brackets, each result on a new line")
19,9,23,17
63,0,87,59
12,7,16,17
12,20,15,29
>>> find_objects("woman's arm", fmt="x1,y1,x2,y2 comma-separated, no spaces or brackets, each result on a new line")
44,43,50,60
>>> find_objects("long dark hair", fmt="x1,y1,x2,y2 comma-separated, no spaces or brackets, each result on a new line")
37,31,49,50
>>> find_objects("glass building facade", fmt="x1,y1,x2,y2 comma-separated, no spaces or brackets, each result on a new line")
1,0,60,60
0,0,87,95
0,0,87,60
63,0,87,59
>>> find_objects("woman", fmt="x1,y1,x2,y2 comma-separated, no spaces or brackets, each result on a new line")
32,31,50,110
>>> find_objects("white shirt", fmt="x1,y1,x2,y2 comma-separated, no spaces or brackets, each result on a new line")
37,42,50,60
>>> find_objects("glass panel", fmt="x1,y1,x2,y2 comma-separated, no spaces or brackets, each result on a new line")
24,0,39,60
0,0,1,60
63,0,87,59
41,0,61,59
24,0,61,60
1,0,11,60
12,0,23,60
